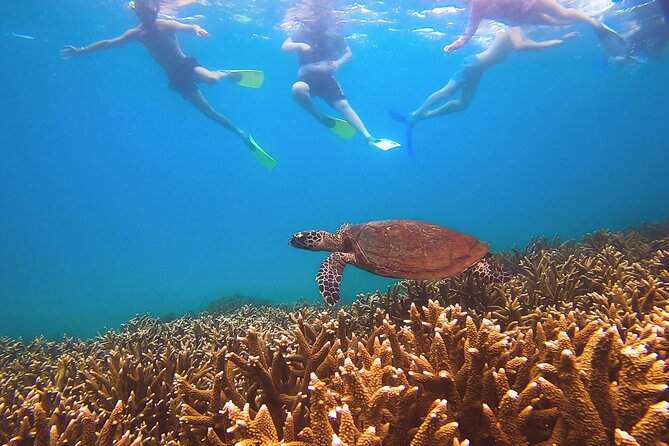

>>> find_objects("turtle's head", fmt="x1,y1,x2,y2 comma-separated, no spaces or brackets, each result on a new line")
289,230,335,251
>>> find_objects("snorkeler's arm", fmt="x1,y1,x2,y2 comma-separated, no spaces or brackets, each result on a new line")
330,45,352,71
444,10,482,52
518,38,563,50
161,20,209,37
60,28,140,58
281,37,311,52
516,32,578,50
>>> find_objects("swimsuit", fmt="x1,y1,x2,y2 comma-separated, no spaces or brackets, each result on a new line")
452,56,485,88
292,28,348,104
168,56,199,97
299,73,346,104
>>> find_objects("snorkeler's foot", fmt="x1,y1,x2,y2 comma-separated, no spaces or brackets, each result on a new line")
594,24,629,55
218,70,243,82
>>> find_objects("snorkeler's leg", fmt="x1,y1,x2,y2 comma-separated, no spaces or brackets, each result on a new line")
530,0,600,28
192,67,228,84
411,79,459,121
291,81,335,126
331,99,373,140
531,0,627,52
186,90,250,141
423,79,478,118
193,67,241,84
525,13,567,26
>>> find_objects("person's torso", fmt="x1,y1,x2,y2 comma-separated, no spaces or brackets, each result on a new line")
294,30,345,65
476,28,517,66
474,0,534,23
137,22,187,73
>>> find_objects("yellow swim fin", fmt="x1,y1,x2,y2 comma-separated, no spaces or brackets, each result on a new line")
228,70,264,88
325,115,357,139
368,138,401,151
247,135,276,169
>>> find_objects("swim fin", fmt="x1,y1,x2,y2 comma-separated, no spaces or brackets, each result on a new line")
247,135,277,169
595,24,628,55
368,138,401,151
388,109,408,124
228,70,265,88
325,115,357,139
389,109,414,156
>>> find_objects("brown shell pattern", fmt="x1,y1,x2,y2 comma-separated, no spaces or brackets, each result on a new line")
341,220,489,279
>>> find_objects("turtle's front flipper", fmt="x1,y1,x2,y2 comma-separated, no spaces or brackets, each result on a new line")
317,252,355,305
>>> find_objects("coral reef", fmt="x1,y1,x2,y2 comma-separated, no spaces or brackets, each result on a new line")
1,224,668,446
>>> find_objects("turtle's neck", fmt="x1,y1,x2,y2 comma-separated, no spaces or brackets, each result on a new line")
321,231,345,251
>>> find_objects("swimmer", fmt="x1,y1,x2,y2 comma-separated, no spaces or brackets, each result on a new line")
281,0,400,151
61,0,270,159
392,28,578,149
444,0,627,55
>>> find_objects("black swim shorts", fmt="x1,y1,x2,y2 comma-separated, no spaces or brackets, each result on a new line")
169,56,199,97
298,72,346,104
452,55,485,88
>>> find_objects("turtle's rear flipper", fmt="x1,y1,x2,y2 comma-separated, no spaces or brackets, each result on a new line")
317,252,354,305
470,253,511,282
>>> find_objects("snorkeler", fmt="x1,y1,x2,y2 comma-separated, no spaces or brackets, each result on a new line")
60,0,276,169
392,27,578,149
443,0,627,55
613,0,669,62
281,0,400,151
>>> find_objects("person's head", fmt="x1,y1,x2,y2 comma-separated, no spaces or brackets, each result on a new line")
134,0,160,26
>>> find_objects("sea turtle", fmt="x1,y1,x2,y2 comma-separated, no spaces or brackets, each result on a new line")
289,219,509,305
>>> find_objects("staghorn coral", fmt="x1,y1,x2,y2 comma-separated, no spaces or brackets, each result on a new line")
1,223,668,446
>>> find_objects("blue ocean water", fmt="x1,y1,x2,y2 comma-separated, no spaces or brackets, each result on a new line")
1,0,667,339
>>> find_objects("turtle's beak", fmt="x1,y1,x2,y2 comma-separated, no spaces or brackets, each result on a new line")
289,232,308,249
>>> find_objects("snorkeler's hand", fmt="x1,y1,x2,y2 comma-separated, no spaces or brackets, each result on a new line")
328,60,342,72
60,45,81,59
443,43,458,53
195,26,209,38
561,31,580,41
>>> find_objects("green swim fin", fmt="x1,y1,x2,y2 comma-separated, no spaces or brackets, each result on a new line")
368,138,401,151
247,135,276,169
325,115,357,139
228,70,264,88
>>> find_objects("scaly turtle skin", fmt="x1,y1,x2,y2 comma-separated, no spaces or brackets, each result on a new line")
289,219,508,305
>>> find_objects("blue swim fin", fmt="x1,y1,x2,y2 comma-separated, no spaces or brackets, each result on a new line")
388,109,408,124
389,109,414,156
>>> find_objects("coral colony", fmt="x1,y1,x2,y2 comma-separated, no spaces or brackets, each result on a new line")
1,224,668,445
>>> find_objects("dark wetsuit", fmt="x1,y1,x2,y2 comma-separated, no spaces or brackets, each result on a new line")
293,29,347,104
168,56,199,97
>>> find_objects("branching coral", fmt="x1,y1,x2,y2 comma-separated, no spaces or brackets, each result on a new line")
1,223,668,446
